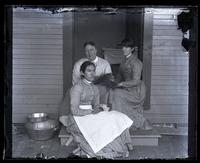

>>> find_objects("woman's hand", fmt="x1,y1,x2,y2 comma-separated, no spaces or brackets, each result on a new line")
117,82,124,87
99,104,110,112
91,107,103,114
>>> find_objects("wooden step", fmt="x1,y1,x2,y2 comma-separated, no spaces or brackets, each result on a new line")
58,126,161,146
153,126,188,136
129,127,161,146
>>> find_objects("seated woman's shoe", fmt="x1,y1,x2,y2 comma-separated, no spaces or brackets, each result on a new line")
143,120,153,130
72,147,81,155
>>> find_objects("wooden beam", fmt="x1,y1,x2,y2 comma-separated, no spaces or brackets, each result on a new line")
63,12,73,94
142,8,153,110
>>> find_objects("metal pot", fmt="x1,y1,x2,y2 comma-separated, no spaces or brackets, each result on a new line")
25,113,60,140
28,113,48,123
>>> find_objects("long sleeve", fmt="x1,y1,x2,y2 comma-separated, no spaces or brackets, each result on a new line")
92,86,100,110
91,86,103,114
70,84,92,116
121,60,142,88
115,64,123,83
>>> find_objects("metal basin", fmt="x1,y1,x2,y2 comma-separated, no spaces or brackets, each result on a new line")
28,113,48,123
25,113,60,140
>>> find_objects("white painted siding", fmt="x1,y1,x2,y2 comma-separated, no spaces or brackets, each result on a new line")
12,8,63,123
145,8,189,124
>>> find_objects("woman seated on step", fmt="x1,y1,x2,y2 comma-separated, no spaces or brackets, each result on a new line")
110,38,152,130
60,61,134,159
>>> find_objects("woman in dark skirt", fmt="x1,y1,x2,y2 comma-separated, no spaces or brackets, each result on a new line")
60,61,134,159
111,38,152,130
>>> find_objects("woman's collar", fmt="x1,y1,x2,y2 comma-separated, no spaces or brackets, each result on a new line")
126,53,132,59
82,78,92,85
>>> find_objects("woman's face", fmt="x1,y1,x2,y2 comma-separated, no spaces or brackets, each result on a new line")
85,44,97,61
82,65,96,82
122,46,134,57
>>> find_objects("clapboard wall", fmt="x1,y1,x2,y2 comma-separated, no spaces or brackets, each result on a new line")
12,8,63,123
144,8,189,124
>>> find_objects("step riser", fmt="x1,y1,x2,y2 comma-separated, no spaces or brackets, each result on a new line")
131,137,159,146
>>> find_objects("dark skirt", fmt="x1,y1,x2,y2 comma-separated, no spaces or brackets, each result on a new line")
111,81,146,129
65,115,131,159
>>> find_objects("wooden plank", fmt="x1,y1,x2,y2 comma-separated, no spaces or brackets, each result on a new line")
13,88,63,95
63,12,73,94
152,65,188,71
142,8,153,111
13,58,62,65
13,38,62,45
153,35,182,40
14,11,62,18
151,70,188,76
13,17,63,24
13,49,62,55
153,14,176,19
13,68,62,75
131,137,159,146
13,44,62,49
153,25,178,30
13,54,62,59
151,79,188,86
152,55,188,60
153,39,181,46
152,58,188,66
13,74,62,79
153,19,178,26
13,78,62,85
13,98,62,104
152,75,188,80
13,33,62,39
152,50,188,57
144,113,188,124
153,29,182,36
151,85,188,90
153,46,184,51
13,28,63,35
13,79,63,86
13,64,62,69
145,104,188,114
151,88,188,95
153,126,188,136
152,8,182,14
150,95,188,105
13,84,63,89
130,127,160,137
13,94,63,99
13,23,62,29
